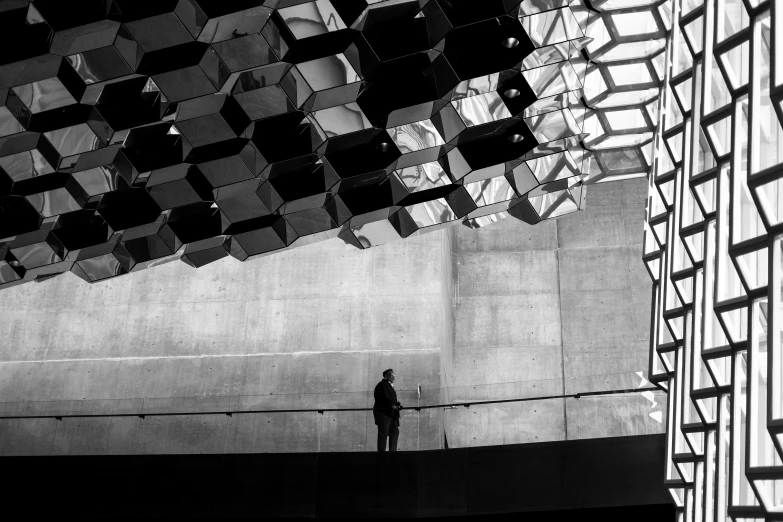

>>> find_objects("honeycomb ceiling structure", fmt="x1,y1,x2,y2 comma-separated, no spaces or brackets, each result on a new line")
0,0,665,290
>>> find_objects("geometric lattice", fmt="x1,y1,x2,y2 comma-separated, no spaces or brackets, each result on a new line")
0,0,606,290
645,0,783,520
581,0,669,183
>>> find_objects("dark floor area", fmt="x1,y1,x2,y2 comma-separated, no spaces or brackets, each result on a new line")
1,434,671,518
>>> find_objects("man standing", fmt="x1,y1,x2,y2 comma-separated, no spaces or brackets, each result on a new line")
373,369,402,452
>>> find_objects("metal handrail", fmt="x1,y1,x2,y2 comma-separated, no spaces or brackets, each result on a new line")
0,385,664,420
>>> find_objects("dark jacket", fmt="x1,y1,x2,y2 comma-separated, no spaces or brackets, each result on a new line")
373,379,401,425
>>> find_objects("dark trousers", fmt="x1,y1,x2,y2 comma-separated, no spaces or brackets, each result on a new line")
375,414,399,452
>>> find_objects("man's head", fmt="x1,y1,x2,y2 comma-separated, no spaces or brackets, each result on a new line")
383,369,395,383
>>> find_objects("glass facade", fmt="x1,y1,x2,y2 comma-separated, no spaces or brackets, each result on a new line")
645,0,783,519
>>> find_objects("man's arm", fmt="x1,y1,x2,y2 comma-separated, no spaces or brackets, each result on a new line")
374,381,394,412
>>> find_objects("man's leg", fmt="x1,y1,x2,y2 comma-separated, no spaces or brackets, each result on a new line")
376,416,390,452
388,422,399,452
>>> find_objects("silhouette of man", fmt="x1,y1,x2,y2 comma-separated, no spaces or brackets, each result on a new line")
373,369,402,452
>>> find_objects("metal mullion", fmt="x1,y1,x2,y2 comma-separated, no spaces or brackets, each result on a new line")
691,267,717,429
673,71,697,116
714,305,750,351
747,159,783,186
691,173,720,219
651,282,670,381
747,5,765,180
700,106,733,164
668,373,687,488
714,26,752,56
604,12,668,44
675,343,699,477
683,227,708,271
768,235,783,460
727,350,750,509
660,240,683,354
748,164,783,236
702,428,718,522
684,220,710,236
715,294,751,313
691,163,720,183
746,297,779,492
728,247,770,299
665,120,688,141
684,422,710,433
681,9,706,61
703,344,735,359
684,309,708,444
596,61,661,92
714,40,753,99
681,4,708,27
730,234,771,256
714,393,730,520
700,104,733,128
744,0,773,17
693,386,727,401
727,96,743,252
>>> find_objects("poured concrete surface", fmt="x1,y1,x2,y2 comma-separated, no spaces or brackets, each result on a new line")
0,179,662,454
445,178,662,442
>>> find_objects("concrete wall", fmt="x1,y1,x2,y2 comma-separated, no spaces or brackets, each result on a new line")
0,179,663,454
0,231,449,453
443,178,664,446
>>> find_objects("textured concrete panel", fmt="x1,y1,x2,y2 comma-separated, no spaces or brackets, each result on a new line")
260,240,373,300
558,246,630,293
565,393,666,439
369,295,443,351
106,417,141,454
52,417,114,455
136,415,230,454
584,180,624,207
459,378,564,402
455,251,559,297
236,353,371,396
452,217,558,253
563,340,648,384
367,349,440,394
455,295,562,348
0,306,130,361
127,256,268,304
227,412,320,453
121,300,249,357
445,399,565,447
0,359,122,402
623,205,646,247
0,271,134,312
114,356,243,400
622,178,649,208
557,206,626,249
0,418,57,455
418,408,443,451
630,284,653,343
245,297,370,353
560,288,636,344
369,233,444,296
565,371,649,396
451,345,562,387
320,411,369,452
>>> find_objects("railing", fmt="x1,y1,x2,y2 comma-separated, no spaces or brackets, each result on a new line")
0,372,662,420
0,372,668,453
